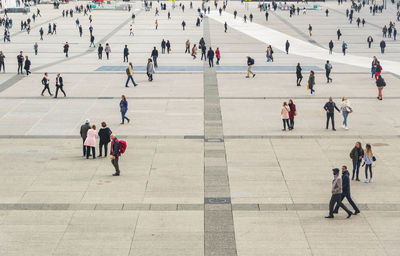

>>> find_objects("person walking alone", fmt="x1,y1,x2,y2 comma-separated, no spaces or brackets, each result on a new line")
324,97,340,130
125,62,137,87
215,47,221,65
325,60,333,83
246,56,256,78
146,58,154,81
41,72,52,96
105,43,111,60
333,166,360,215
54,73,66,98
350,142,364,181
308,70,315,94
296,63,302,86
63,42,69,57
151,47,158,68
98,122,112,157
24,56,31,76
84,125,97,159
376,75,386,100
339,96,352,129
98,44,103,59
123,45,129,62
281,102,291,131
207,47,214,67
325,168,353,219
0,52,5,72
120,95,130,124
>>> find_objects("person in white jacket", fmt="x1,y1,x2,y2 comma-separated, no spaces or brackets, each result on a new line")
340,97,352,130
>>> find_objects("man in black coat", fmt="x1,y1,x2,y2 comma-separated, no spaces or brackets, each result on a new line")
17,51,24,74
151,47,158,68
54,73,66,98
380,40,386,53
98,44,103,59
24,56,31,76
123,45,129,62
324,97,340,130
207,47,214,67
333,166,360,214
80,119,90,157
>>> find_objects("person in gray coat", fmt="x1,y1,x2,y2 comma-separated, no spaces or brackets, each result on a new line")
325,168,353,219
146,58,154,81
80,119,91,157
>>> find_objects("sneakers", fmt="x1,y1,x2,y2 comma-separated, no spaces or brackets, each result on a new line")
345,126,349,130
363,179,369,183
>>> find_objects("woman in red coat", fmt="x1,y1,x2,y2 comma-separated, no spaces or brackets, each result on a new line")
288,99,296,130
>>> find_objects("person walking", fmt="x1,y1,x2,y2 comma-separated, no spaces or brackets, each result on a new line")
161,39,166,54
181,20,186,30
191,44,197,59
325,168,353,219
296,63,302,86
350,142,364,181
151,47,158,68
54,73,66,98
324,97,340,130
308,71,315,94
146,58,155,81
41,72,52,96
39,27,44,40
17,51,24,74
125,62,137,87
63,42,69,57
379,40,386,54
325,60,333,83
376,75,386,100
80,119,91,157
84,125,97,159
266,45,274,62
98,44,103,59
215,47,221,65
110,134,121,176
120,95,130,124
0,51,5,72
363,144,375,183
24,56,31,76
224,22,227,32
337,29,342,40
288,99,296,129
339,96,352,129
90,34,95,47
207,47,214,67
123,45,129,62
246,56,256,78
201,45,207,61
328,40,334,54
166,40,171,54
98,122,112,157
281,102,290,131
333,166,360,215
105,43,111,60
34,43,38,55
342,41,347,55
185,40,190,54
375,61,382,80
79,25,83,37
308,24,312,36
285,40,290,54
367,35,373,48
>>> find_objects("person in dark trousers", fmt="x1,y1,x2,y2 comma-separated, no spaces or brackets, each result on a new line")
17,51,24,74
288,99,296,129
166,40,171,54
333,166,360,215
90,35,95,47
181,20,186,30
54,73,66,98
308,71,315,94
80,119,91,157
342,41,347,55
125,63,137,87
350,142,364,181
325,60,333,83
367,35,373,48
24,56,31,75
296,63,302,86
265,11,269,21
376,74,386,100
98,122,112,157
161,39,166,54
110,134,121,176
41,72,52,96
207,47,214,67
224,22,227,32
201,45,207,61
151,47,158,68
79,25,83,37
328,40,334,54
337,29,342,40
324,97,340,130
146,58,155,81
120,95,130,124
380,40,386,53
39,27,44,40
0,51,5,72
123,45,129,62
285,40,290,54
98,43,103,59
64,42,69,57
325,168,353,219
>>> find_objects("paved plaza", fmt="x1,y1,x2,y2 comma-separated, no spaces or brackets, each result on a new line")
0,0,400,255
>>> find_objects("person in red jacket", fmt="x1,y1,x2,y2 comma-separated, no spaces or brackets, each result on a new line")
288,99,296,130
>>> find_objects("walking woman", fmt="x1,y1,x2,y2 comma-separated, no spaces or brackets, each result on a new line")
98,122,112,157
350,142,364,181
191,44,197,59
146,58,155,81
84,125,97,159
288,99,296,130
120,95,130,124
376,75,386,100
215,47,221,65
266,45,274,62
308,70,315,95
281,102,290,131
363,144,375,183
339,97,352,129
105,43,111,60
296,63,302,86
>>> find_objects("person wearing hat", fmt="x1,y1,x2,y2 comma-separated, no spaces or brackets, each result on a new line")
326,168,353,219
80,119,91,157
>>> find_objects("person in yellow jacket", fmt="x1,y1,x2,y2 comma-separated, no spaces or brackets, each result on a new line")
125,62,138,87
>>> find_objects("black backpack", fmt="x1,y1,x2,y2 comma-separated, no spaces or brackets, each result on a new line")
248,58,255,65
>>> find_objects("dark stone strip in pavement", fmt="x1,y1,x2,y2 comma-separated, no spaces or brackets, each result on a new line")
203,17,238,256
0,203,399,211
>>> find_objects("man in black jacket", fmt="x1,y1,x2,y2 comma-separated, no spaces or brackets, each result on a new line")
333,166,360,214
207,47,214,67
151,47,158,68
110,134,121,176
54,73,66,98
380,40,386,54
24,56,31,76
98,44,103,59
80,119,90,157
123,45,129,62
17,51,24,74
324,97,340,130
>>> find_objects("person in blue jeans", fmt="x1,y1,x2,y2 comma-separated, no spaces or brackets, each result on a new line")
349,142,363,181
308,71,315,94
120,95,130,124
125,62,138,87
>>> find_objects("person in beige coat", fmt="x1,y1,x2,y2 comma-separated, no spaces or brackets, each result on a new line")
281,102,290,131
325,168,353,219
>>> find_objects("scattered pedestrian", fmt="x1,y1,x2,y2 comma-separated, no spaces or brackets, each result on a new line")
246,56,256,78
325,168,353,219
17,51,24,74
125,62,137,87
285,40,290,54
296,63,302,86
288,99,296,129
146,58,154,81
325,60,333,83
215,47,221,65
308,70,315,94
34,42,38,55
110,134,121,176
98,43,103,59
123,45,129,62
63,42,69,57
324,97,340,130
151,47,158,68
54,73,66,98
120,95,130,124
24,56,31,76
376,74,386,100
80,119,91,157
105,43,111,60
342,41,347,55
0,51,5,72
41,72,52,96
207,47,214,67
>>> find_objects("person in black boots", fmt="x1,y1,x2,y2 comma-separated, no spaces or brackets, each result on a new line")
324,97,340,130
333,166,360,215
98,122,112,157
325,168,353,219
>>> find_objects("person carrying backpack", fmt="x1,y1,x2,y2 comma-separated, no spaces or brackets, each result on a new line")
246,56,256,78
110,134,127,176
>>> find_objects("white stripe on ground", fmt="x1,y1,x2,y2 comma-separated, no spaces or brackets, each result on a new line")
208,11,400,75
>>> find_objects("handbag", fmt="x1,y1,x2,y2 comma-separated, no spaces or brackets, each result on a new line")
372,156,376,162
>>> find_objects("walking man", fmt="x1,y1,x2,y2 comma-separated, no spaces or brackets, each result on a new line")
324,97,340,130
63,42,69,57
125,62,137,87
367,35,373,48
90,35,95,47
328,40,334,54
24,56,31,76
0,51,5,72
333,166,360,215
380,40,386,54
285,40,290,54
246,56,256,78
325,168,353,219
123,45,129,62
98,43,103,59
54,73,66,98
110,134,121,176
325,60,333,83
207,47,214,67
185,40,190,54
41,72,52,96
151,47,158,68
